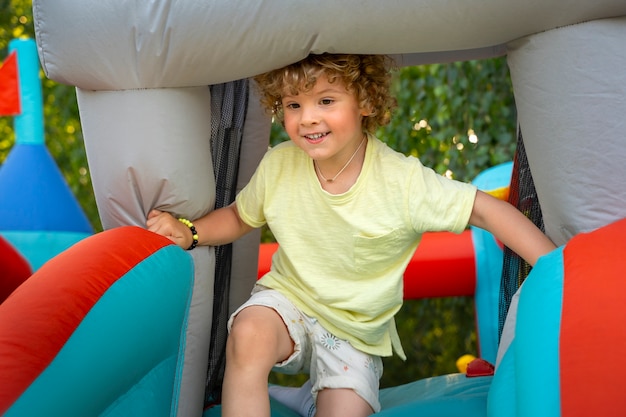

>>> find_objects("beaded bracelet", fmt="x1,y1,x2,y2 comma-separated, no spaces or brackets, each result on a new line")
178,218,198,250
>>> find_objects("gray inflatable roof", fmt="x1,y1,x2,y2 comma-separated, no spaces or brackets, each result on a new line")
34,0,626,90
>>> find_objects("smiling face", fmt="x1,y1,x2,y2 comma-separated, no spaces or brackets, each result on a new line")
281,75,369,169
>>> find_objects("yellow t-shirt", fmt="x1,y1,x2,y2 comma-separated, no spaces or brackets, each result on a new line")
235,135,477,359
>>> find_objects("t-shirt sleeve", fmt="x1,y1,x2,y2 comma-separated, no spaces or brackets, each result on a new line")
235,151,270,228
408,162,477,233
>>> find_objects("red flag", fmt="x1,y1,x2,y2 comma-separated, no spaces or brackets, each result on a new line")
0,51,21,116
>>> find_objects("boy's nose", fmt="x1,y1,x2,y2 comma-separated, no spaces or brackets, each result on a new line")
300,106,319,125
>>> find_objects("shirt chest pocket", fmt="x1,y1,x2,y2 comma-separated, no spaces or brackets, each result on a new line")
353,229,402,274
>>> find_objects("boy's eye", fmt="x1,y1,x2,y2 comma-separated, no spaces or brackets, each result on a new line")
285,103,300,110
320,98,334,105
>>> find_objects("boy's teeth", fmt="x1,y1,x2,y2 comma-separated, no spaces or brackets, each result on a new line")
307,133,324,139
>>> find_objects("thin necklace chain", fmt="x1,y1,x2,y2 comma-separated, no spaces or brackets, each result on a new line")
315,137,366,183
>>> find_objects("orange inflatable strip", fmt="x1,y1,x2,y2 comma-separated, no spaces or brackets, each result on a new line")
560,219,626,416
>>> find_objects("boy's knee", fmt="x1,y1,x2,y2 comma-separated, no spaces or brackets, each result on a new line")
227,306,293,365
228,308,274,354
227,314,258,355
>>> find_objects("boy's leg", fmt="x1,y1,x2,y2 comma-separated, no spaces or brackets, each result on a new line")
222,305,294,417
309,322,383,417
315,388,373,417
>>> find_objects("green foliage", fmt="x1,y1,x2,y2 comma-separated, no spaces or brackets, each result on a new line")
381,297,477,387
383,60,516,182
2,0,517,389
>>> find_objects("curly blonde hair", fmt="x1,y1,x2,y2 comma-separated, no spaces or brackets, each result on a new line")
254,54,397,133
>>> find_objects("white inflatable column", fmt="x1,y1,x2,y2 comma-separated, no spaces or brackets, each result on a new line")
77,86,216,417
507,17,626,246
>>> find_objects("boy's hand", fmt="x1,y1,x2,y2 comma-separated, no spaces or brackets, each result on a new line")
146,209,192,249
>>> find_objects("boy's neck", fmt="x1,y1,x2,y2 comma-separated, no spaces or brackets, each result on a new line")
314,138,367,194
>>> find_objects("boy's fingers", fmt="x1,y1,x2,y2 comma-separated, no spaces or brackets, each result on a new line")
147,209,162,219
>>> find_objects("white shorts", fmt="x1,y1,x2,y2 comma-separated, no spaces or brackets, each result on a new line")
227,286,383,412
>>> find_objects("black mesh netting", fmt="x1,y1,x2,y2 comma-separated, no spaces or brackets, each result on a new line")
205,80,249,406
498,128,545,340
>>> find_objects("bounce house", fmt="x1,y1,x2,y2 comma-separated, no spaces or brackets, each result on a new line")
2,1,626,416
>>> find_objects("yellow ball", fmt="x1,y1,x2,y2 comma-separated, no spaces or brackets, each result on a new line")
456,354,476,373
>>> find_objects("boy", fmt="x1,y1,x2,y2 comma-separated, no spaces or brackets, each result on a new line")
147,54,555,417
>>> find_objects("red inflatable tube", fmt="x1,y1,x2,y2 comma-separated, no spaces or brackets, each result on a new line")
258,230,476,300
0,236,32,304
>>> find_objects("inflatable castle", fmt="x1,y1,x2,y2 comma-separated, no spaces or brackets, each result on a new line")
2,1,626,416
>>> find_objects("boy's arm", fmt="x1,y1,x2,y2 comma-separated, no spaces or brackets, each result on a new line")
147,202,254,249
468,190,556,266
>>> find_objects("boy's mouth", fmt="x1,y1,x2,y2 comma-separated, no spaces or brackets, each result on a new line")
304,132,329,142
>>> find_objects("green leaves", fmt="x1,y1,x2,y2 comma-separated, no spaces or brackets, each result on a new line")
380,58,516,182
